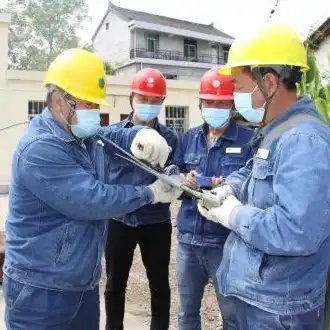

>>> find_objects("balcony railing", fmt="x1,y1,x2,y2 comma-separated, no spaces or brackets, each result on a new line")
130,48,228,64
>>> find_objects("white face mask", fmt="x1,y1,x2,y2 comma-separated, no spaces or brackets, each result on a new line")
202,108,230,129
234,85,265,123
60,97,101,138
70,109,101,138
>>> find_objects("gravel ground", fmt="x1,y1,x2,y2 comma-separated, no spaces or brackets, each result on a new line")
101,201,223,330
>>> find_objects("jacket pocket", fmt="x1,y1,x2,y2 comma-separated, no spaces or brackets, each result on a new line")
183,154,201,172
250,159,274,208
221,155,247,177
55,223,72,265
3,276,33,311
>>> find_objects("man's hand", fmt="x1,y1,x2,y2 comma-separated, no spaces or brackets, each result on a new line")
148,178,183,204
211,177,223,188
131,128,170,167
184,170,198,189
197,195,242,229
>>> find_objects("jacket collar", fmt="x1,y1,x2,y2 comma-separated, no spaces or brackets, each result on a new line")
122,112,160,130
261,96,322,138
197,120,238,143
41,108,75,143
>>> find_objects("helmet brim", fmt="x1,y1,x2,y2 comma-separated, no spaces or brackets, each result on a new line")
199,93,234,101
131,90,166,98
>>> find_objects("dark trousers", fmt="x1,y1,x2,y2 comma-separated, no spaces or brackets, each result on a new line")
104,220,172,330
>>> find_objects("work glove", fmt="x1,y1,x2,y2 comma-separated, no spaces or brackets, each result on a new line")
198,184,234,210
148,177,183,204
131,128,171,167
197,195,242,229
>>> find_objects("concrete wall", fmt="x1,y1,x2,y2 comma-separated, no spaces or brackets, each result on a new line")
93,11,130,64
314,35,330,81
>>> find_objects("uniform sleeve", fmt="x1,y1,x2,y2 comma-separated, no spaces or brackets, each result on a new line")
19,137,153,221
172,133,187,172
98,125,141,154
226,160,252,197
229,132,330,256
165,132,179,166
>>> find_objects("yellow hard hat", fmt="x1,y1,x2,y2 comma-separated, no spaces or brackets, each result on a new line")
44,48,109,106
219,23,309,75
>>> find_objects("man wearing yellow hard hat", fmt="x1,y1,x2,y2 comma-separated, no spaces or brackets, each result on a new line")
2,48,182,330
198,23,330,329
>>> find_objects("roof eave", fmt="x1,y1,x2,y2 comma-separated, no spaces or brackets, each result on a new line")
129,20,234,44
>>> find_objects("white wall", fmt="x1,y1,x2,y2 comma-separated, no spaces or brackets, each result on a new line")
93,11,131,64
314,35,330,81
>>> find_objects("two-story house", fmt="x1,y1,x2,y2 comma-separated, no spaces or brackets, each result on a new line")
92,1,234,81
306,17,330,82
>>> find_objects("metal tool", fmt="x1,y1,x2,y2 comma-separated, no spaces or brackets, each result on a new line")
97,134,220,209
0,122,28,133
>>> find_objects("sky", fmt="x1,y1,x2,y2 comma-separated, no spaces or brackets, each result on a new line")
1,0,329,43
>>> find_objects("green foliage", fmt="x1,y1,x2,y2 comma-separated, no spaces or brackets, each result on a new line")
104,62,121,76
298,51,330,125
6,0,89,70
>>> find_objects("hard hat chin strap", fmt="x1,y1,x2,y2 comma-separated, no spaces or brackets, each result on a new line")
252,67,280,124
59,95,79,138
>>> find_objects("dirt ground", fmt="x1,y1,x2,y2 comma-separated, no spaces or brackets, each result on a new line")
101,201,223,330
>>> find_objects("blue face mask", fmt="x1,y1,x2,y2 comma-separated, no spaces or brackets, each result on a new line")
234,85,265,123
71,109,101,139
202,108,230,129
135,104,161,122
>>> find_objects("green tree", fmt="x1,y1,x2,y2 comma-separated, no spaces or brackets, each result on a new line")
6,0,89,70
297,50,330,125
104,61,117,76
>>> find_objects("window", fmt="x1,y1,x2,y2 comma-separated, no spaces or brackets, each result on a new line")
100,113,109,127
145,33,159,56
147,38,157,53
165,106,188,134
105,22,109,30
223,45,230,63
120,114,129,121
164,74,177,80
28,100,47,122
184,39,197,59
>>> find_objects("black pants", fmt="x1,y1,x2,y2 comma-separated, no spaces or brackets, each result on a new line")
104,220,172,330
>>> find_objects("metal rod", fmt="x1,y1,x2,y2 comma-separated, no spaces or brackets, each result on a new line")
0,122,28,132
98,133,220,209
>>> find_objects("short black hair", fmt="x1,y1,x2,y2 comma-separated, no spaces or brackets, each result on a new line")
242,65,303,91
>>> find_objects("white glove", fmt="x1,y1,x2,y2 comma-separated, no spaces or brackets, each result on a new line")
211,184,234,205
199,184,234,210
148,178,183,204
197,195,242,229
131,128,170,167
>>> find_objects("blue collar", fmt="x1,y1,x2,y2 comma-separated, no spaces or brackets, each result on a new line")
197,120,238,142
122,112,160,130
261,96,322,138
42,108,75,143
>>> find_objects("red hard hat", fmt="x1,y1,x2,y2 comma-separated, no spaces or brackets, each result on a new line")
199,69,234,101
131,68,167,97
